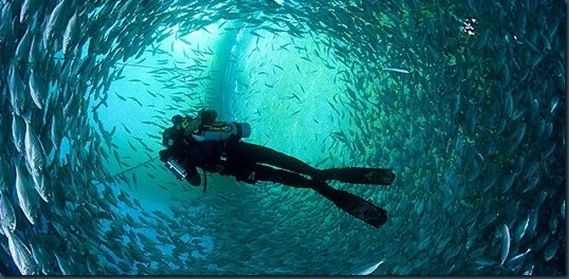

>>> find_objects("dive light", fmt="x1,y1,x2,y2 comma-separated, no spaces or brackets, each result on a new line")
166,158,187,180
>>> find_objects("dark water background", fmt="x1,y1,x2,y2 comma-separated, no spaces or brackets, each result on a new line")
0,0,565,275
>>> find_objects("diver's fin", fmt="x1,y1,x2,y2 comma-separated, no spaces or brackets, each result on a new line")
312,181,387,228
316,167,395,185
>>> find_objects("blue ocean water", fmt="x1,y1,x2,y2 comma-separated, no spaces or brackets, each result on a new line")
0,0,565,275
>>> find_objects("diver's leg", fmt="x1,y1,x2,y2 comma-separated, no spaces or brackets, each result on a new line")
253,164,314,188
229,142,322,177
311,180,388,228
253,165,387,228
316,167,396,185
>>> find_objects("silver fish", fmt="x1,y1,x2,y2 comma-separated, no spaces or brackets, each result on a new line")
527,209,539,239
504,90,513,118
522,265,535,275
19,0,39,23
550,95,560,113
3,226,39,274
29,167,51,203
11,114,26,153
62,12,80,56
8,64,26,116
561,200,565,219
24,121,46,176
43,0,68,51
501,172,517,194
475,254,496,266
28,69,47,109
543,122,553,139
118,0,137,19
54,253,73,275
544,240,559,261
534,232,550,251
29,242,53,275
29,29,46,63
512,123,526,147
513,215,530,242
506,248,531,267
14,162,39,225
353,260,384,275
0,191,16,232
524,161,539,180
383,67,410,74
15,29,32,62
499,224,510,266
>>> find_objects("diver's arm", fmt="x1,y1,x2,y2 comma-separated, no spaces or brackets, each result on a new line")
159,148,175,163
160,127,182,162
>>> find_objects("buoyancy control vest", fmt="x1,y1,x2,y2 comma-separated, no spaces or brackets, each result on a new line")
192,121,251,142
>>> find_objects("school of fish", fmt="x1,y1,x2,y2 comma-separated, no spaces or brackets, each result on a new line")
0,0,565,275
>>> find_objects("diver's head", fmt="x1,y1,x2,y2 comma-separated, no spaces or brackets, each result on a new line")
172,115,183,130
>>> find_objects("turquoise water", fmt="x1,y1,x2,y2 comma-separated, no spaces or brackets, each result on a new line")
0,0,565,275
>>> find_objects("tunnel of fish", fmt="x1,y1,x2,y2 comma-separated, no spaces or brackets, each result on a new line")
0,0,565,275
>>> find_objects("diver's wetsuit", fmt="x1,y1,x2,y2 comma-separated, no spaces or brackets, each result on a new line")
159,109,321,188
158,109,395,228
222,141,321,187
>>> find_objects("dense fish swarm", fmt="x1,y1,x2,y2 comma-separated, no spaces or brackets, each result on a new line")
0,0,565,275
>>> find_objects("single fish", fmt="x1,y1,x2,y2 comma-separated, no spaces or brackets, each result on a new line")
54,253,73,275
499,224,510,266
543,122,553,139
383,67,410,74
62,12,80,56
514,215,530,242
27,35,44,64
8,64,26,116
475,255,496,266
14,162,39,226
3,227,38,274
453,95,462,115
29,242,50,271
43,0,68,51
127,96,143,107
15,29,32,62
29,168,51,203
19,0,39,23
544,240,559,261
24,121,46,176
504,90,513,118
550,95,560,113
0,191,16,232
534,119,545,138
524,161,539,180
127,139,137,152
561,200,566,219
512,123,526,147
502,63,511,84
12,114,26,153
506,248,531,267
28,69,47,109
49,112,63,150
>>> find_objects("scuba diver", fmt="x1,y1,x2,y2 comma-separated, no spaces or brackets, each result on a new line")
158,109,396,228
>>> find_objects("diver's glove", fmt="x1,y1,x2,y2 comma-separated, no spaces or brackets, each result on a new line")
159,149,174,163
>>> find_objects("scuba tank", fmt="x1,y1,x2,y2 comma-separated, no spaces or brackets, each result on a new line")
193,121,251,142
